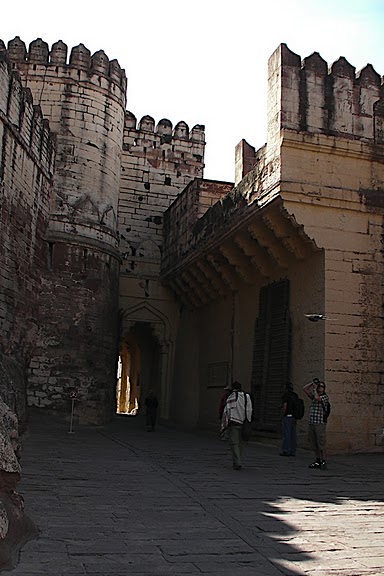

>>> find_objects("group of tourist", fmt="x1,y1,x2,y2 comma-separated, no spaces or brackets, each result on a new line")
143,376,330,471
280,379,330,469
219,378,330,470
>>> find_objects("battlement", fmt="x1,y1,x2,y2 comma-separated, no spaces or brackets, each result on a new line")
268,43,384,145
123,112,205,170
124,112,205,143
0,54,55,175
0,36,127,95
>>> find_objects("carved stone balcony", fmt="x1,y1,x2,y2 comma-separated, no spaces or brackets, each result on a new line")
161,175,319,308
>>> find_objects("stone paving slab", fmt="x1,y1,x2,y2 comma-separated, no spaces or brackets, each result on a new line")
3,413,384,575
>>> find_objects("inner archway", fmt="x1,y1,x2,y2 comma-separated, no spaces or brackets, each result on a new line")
116,322,160,416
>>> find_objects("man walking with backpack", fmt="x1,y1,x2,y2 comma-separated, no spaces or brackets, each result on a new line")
221,381,253,470
303,379,330,469
280,382,301,457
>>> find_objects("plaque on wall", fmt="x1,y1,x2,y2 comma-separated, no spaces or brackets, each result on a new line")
207,362,228,388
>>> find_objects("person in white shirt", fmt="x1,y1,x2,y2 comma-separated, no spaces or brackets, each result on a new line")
221,381,253,470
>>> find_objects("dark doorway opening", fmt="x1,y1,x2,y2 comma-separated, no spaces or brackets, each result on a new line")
251,279,291,432
116,322,160,416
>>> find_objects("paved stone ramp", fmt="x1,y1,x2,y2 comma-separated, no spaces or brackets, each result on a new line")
4,414,384,576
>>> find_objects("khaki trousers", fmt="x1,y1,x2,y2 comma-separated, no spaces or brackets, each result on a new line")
228,423,243,467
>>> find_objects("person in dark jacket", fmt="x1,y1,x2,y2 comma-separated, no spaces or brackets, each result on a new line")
280,382,298,457
144,390,159,431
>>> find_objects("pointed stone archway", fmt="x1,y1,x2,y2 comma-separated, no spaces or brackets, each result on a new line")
117,302,173,420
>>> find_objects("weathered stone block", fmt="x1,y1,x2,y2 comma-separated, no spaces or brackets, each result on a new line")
0,400,37,570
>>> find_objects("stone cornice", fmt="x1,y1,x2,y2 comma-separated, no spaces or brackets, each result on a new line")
280,129,384,162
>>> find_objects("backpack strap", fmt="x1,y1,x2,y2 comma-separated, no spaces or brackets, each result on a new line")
243,391,250,423
320,396,328,411
320,397,329,422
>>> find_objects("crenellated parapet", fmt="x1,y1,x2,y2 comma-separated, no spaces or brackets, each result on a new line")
118,113,206,277
125,113,205,142
2,37,127,103
162,179,234,274
1,36,127,245
123,112,205,178
268,44,384,145
0,53,55,175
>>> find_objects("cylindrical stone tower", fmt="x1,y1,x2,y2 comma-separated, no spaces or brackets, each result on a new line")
7,37,127,423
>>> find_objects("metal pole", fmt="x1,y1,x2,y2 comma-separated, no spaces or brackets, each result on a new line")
69,398,75,434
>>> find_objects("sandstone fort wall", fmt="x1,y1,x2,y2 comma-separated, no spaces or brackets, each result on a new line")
2,37,126,421
119,114,205,278
161,44,384,452
0,34,382,451
268,43,384,145
162,179,233,276
6,37,126,242
0,50,55,412
268,44,384,451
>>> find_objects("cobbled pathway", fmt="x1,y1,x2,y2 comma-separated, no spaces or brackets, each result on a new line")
4,413,384,576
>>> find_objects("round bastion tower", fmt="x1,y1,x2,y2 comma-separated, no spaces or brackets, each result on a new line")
6,37,127,423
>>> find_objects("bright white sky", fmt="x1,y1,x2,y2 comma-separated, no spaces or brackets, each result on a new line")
3,0,384,182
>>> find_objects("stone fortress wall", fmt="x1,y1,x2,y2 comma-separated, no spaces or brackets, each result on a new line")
116,97,206,422
160,44,384,452
269,45,384,451
119,112,205,278
0,47,55,416
0,35,382,451
1,37,128,422
268,43,384,144
237,44,384,201
0,36,205,423
6,36,127,244
162,179,234,282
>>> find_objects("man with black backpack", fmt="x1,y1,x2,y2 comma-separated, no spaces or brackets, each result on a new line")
303,379,330,470
221,381,253,470
280,382,302,457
